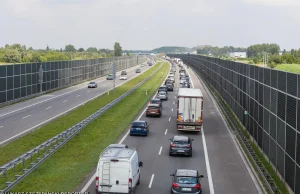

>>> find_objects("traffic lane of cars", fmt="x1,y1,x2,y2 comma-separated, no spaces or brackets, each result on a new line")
0,62,149,118
0,64,153,144
184,64,259,193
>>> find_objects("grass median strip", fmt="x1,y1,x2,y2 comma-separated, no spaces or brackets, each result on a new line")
0,61,162,166
10,62,169,191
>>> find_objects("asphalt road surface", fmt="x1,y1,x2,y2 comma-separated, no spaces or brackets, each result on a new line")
78,61,261,193
0,62,154,145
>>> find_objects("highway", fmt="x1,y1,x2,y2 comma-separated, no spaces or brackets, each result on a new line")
0,62,153,145
78,60,261,193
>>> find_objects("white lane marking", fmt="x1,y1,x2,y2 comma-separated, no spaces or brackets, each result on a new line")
185,64,215,194
76,95,80,97
158,146,162,155
171,108,173,111
80,60,168,193
168,117,171,121
0,61,155,146
0,64,148,118
173,101,175,104
165,129,168,135
148,174,155,188
45,106,52,110
22,115,31,119
174,96,176,98
0,126,3,129
62,100,68,103
87,91,90,93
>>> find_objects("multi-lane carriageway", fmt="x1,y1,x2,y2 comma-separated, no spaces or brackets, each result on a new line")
0,63,153,145
78,61,263,194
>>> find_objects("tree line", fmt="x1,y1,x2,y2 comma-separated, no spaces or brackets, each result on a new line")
0,42,125,64
197,44,300,67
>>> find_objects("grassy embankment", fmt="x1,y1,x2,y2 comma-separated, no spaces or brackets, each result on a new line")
9,61,169,191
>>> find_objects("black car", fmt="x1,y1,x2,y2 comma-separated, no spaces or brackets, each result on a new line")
166,83,174,91
121,71,127,75
170,169,204,194
136,69,141,73
169,135,193,157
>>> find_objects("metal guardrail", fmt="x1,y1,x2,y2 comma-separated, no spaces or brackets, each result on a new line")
0,61,164,193
186,60,282,194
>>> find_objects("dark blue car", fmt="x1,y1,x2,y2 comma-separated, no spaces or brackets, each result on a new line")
130,121,149,136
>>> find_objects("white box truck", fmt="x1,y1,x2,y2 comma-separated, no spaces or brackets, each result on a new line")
95,144,143,194
177,88,203,132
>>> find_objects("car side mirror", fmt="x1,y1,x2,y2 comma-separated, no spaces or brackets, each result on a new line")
199,175,204,178
139,161,143,167
169,138,172,141
170,173,175,176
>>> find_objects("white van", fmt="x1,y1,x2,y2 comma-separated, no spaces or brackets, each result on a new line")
96,144,143,194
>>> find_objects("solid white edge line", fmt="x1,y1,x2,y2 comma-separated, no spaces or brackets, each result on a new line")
80,60,170,193
165,129,168,135
0,63,147,118
158,146,162,155
189,65,264,193
0,62,155,146
148,174,155,188
185,64,215,194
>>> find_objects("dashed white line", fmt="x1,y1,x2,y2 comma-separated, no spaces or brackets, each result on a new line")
76,95,80,97
45,106,52,110
171,108,173,111
158,146,162,155
165,129,168,135
22,115,31,119
169,117,171,121
62,100,68,103
174,96,176,98
87,91,91,93
0,126,3,129
148,174,155,188
173,101,175,104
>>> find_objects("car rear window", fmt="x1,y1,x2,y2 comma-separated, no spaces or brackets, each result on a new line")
151,100,160,103
148,106,160,109
176,177,197,184
132,122,145,127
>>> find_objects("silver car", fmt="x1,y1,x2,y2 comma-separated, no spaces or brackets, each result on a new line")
157,91,168,100
88,81,97,88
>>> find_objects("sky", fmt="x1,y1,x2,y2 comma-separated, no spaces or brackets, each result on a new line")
0,0,300,50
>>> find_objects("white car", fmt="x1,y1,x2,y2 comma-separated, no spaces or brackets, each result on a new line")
141,64,145,67
180,78,186,84
120,75,127,80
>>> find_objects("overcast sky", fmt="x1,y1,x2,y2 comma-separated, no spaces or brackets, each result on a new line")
0,0,299,50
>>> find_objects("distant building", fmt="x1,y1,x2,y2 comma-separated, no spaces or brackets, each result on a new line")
228,52,247,58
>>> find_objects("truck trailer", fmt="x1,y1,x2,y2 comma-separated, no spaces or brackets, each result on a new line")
177,88,203,132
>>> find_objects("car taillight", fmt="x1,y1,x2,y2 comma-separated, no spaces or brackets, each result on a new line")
196,126,201,130
170,143,175,147
172,183,179,188
186,144,191,148
96,176,99,188
128,178,132,188
178,125,183,128
194,183,201,189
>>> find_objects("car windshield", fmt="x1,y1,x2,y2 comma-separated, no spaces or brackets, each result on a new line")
132,122,145,127
148,106,159,109
158,91,166,95
173,140,188,144
176,177,198,184
89,82,95,84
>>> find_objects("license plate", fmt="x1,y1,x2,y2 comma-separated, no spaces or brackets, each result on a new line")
182,188,192,191
177,150,184,152
135,128,141,130
151,112,156,113
184,126,195,129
